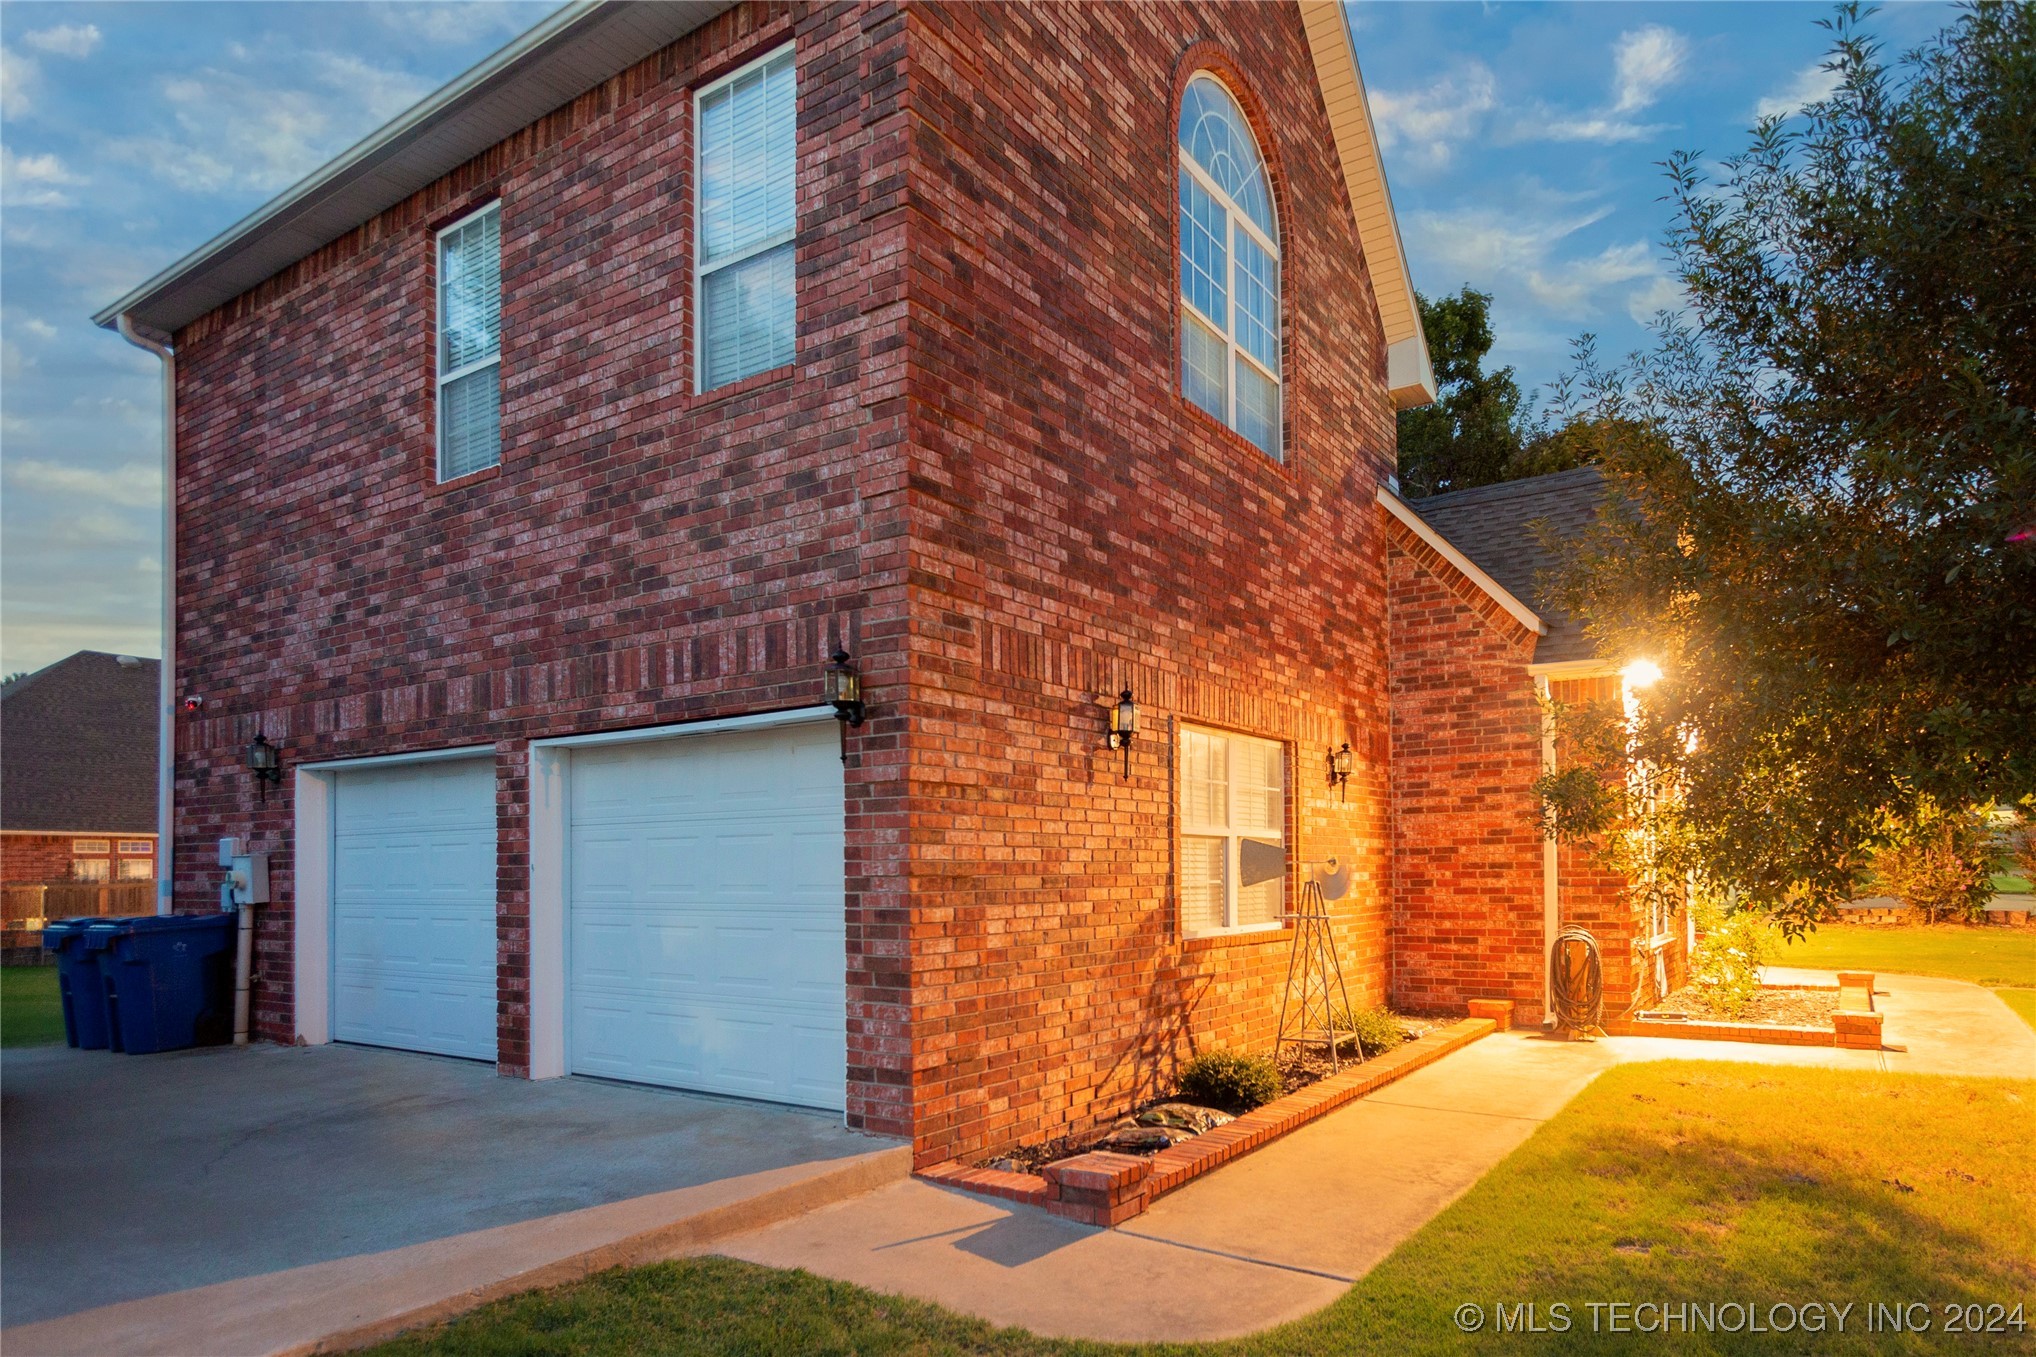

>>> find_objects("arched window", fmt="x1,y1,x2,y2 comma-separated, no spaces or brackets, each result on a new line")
1177,73,1281,459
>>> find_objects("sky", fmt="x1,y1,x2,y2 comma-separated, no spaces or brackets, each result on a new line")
0,1,1953,677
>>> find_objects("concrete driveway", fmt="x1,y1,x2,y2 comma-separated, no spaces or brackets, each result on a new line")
2,1042,903,1354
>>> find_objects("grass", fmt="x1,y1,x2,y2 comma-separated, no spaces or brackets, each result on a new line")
1995,874,2033,895
371,1063,2036,1356
0,965,65,1048
1770,922,2036,1033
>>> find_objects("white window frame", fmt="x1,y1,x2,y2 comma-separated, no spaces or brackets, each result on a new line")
117,858,153,881
435,200,503,483
1177,73,1282,459
116,839,152,855
1179,724,1287,938
71,838,109,855
73,858,112,883
694,43,797,395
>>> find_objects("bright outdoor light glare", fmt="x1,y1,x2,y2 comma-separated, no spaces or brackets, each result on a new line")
1622,659,1663,688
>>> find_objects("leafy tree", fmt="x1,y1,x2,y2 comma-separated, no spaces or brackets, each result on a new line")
1395,287,1527,497
1544,2,2036,931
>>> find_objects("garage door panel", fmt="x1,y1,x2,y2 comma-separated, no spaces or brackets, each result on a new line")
567,723,845,1110
331,759,497,1062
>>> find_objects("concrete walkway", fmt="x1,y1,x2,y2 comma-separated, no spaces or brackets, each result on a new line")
722,970,2033,1344
1,1043,906,1357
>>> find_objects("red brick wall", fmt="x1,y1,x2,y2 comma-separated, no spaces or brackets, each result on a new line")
166,2,919,1130
1,833,156,883
1384,519,1547,1017
895,1,1397,1165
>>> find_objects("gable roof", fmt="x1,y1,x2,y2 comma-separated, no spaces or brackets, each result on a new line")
2,652,161,835
1409,465,1608,666
94,3,1436,407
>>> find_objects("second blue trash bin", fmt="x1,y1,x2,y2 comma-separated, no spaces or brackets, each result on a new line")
42,917,115,1049
90,913,237,1055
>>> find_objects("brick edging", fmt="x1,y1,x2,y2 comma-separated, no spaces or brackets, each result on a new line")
918,1016,1498,1225
1604,1010,1882,1051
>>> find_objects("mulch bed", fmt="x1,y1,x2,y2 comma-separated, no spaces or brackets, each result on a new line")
1653,985,1838,1027
979,1013,1442,1173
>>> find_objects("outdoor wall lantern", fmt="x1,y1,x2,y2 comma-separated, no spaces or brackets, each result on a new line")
1106,689,1137,779
1329,741,1354,799
825,650,865,727
246,733,283,803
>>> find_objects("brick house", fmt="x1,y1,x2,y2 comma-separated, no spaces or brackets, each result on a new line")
1,652,160,886
1383,466,1690,1019
90,0,1657,1169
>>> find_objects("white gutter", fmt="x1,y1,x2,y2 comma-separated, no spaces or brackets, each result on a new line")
1376,487,1547,635
116,315,175,916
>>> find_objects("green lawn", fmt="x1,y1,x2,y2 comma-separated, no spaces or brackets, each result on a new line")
1769,922,2036,1034
372,1063,2036,1356
0,965,65,1048
1996,874,2033,895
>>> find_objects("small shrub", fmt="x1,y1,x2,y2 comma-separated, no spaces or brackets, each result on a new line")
1178,1049,1282,1113
1872,799,1995,922
1331,1005,1408,1058
1688,903,1775,1019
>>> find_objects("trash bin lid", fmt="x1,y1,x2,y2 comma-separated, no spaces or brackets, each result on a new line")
114,913,234,932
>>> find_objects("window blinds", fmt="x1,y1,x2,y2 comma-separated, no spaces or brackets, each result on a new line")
699,49,795,389
438,205,502,480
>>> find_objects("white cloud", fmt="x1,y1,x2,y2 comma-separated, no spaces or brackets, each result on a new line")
1625,274,1687,325
20,317,58,339
1371,61,1498,171
110,48,432,193
1413,204,1671,324
1755,62,1843,120
1611,25,1688,114
22,24,102,59
1,45,37,118
1506,110,1666,145
6,459,163,510
1,145,82,207
370,2,551,46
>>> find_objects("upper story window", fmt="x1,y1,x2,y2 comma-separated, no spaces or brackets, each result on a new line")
437,202,503,481
1179,725,1287,937
1177,74,1281,459
698,46,796,392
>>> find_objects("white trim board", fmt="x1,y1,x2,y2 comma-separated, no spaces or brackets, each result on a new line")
1377,487,1546,635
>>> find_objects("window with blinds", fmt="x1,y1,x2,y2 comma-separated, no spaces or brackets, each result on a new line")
1179,725,1286,937
697,46,795,391
437,202,502,481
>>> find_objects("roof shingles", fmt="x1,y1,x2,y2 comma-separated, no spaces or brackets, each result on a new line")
2,652,160,834
1410,466,1607,666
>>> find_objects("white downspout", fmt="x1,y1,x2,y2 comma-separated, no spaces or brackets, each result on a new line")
116,315,175,917
1537,674,1559,1025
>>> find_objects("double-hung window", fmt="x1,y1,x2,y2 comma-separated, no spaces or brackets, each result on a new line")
1177,74,1282,459
1179,725,1286,936
436,202,503,481
697,45,796,391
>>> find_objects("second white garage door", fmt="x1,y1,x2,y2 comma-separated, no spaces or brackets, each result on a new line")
566,721,846,1110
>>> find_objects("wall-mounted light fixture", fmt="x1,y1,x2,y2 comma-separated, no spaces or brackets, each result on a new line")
1329,741,1354,799
1106,689,1137,779
246,733,283,803
824,650,865,727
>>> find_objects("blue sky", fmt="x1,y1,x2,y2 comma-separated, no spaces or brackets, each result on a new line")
0,1,1952,675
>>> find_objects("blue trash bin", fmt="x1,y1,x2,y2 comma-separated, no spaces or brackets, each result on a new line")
91,914,237,1055
42,918,115,1049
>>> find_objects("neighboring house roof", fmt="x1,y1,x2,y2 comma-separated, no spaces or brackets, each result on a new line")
92,2,1435,407
2,652,161,834
1409,465,1609,667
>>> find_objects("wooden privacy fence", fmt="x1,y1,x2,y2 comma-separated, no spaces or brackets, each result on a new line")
2,881,156,926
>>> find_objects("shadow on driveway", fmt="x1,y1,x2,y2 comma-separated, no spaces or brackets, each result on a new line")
1,1041,871,1327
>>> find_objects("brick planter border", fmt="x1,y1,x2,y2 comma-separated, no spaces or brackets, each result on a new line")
918,1016,1498,1224
1604,1009,1882,1051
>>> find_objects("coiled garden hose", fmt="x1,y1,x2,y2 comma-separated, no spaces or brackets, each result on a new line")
1550,925,1605,1037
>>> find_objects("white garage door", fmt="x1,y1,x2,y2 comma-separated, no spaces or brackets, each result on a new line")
331,759,498,1060
567,721,846,1110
